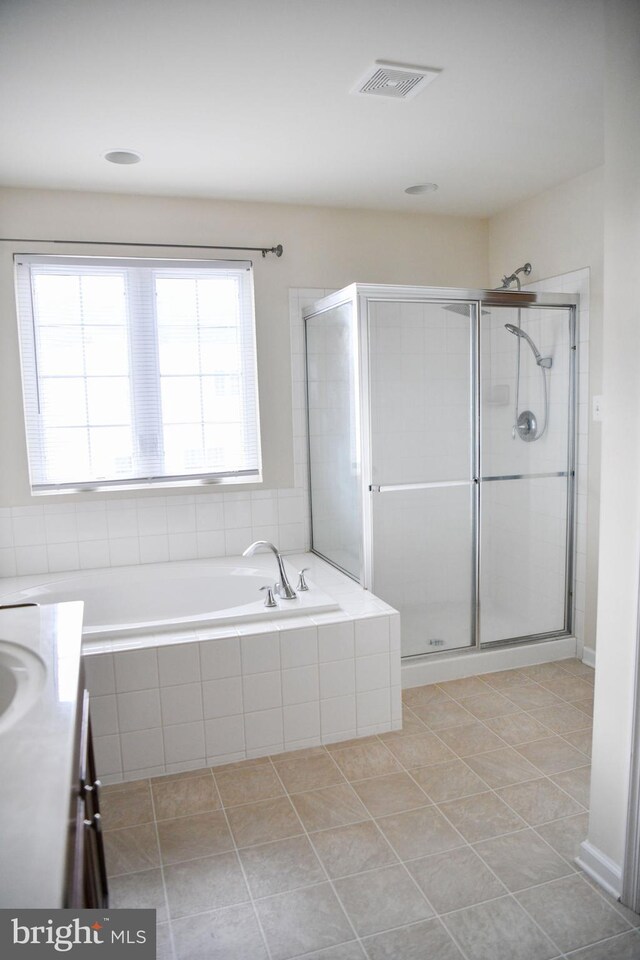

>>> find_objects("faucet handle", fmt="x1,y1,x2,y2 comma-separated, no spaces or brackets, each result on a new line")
297,568,310,592
260,585,278,608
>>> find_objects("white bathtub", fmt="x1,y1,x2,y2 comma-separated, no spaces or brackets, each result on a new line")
0,556,339,641
0,552,401,781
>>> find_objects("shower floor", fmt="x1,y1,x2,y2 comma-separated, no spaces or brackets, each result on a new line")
401,601,559,658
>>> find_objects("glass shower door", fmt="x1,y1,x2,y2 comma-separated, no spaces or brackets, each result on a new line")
479,304,574,644
368,299,476,656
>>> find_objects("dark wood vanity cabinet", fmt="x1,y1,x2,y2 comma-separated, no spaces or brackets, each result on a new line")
64,678,109,908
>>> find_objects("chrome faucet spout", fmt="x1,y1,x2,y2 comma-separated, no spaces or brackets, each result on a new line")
242,540,297,599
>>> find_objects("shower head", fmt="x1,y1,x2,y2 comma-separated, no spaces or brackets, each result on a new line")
504,323,552,368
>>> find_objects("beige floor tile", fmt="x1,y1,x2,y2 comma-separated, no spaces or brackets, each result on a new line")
503,684,564,711
215,764,285,806
311,820,398,878
384,731,456,768
376,804,464,860
108,867,168,920
409,700,475,730
164,851,249,919
461,691,521,720
582,877,640,930
516,736,590,775
527,703,592,735
104,822,160,876
156,921,175,960
378,707,428,740
352,772,429,817
411,759,489,803
269,746,327,762
150,767,211,783
157,810,233,864
152,774,219,820
464,747,542,788
325,735,381,752
301,944,367,959
550,766,591,807
443,895,558,960
226,796,303,848
484,712,552,746
407,846,506,913
566,930,640,959
573,697,595,717
535,812,589,863
171,903,268,960
496,777,586,826
331,742,402,781
559,660,595,681
437,677,493,700
211,757,272,774
333,864,433,936
101,780,155,830
539,676,595,703
521,662,573,682
255,882,353,960
239,835,325,897
438,791,526,843
562,728,593,758
474,828,575,891
437,721,508,758
362,917,465,960
516,875,631,953
273,753,345,794
290,783,370,832
403,684,452,707
478,669,533,691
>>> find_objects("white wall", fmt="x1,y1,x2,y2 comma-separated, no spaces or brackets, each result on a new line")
488,167,604,651
584,0,640,891
0,187,488,507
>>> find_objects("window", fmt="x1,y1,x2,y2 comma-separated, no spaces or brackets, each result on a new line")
15,255,261,492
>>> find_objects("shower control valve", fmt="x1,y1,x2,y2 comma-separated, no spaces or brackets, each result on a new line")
297,568,310,591
260,585,278,608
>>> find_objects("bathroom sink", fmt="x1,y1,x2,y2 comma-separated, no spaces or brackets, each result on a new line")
0,640,46,735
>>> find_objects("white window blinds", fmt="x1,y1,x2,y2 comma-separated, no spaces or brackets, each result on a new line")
15,255,262,492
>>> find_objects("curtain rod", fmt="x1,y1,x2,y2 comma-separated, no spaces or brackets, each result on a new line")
0,238,283,258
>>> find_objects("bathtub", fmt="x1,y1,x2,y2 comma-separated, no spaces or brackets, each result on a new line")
0,552,402,781
0,556,340,641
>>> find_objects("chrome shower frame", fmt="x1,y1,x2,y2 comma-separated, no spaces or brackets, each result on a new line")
303,283,578,658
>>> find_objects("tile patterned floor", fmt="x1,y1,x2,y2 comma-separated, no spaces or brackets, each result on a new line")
101,658,640,960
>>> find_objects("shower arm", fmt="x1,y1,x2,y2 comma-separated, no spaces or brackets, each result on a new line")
499,262,532,291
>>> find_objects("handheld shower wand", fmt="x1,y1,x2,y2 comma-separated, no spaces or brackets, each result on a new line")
504,322,552,442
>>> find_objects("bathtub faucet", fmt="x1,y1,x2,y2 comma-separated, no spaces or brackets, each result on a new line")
242,540,298,600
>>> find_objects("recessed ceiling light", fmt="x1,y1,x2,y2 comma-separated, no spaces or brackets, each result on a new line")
103,149,142,165
405,183,439,195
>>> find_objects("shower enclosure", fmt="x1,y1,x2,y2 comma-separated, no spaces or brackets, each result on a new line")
304,283,577,658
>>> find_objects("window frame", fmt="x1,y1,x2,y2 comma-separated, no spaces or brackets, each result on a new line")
14,253,263,494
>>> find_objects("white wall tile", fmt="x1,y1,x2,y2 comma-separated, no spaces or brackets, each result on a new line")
109,537,140,566
79,540,111,569
280,626,318,668
45,512,78,544
166,503,196,534
116,689,162,732
160,682,203,725
199,637,241,680
355,617,389,656
356,653,391,693
284,702,320,742
139,535,170,564
47,542,80,572
114,649,159,692
205,716,245,757
282,665,319,706
0,547,17,576
168,532,198,560
84,653,115,696
318,622,354,662
320,695,356,736
242,671,282,712
15,544,48,575
77,511,109,542
320,660,355,700
163,721,205,764
244,708,284,749
157,643,200,686
120,728,164,771
241,633,281,674
93,735,122,776
224,527,253,556
107,509,138,540
195,501,224,531
12,515,46,547
89,695,118,736
357,689,391,729
202,677,243,719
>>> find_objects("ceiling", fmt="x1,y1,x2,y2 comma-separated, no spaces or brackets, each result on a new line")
0,0,605,217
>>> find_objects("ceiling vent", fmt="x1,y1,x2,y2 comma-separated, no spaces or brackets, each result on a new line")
352,60,441,100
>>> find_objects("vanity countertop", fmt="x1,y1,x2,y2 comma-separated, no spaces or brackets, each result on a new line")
0,602,84,907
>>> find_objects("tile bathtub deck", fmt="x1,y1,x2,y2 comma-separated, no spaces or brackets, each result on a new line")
101,658,640,960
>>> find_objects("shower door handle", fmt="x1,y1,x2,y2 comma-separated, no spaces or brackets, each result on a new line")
369,480,472,493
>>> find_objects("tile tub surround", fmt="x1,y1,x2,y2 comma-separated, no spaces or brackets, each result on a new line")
84,553,401,782
101,659,640,960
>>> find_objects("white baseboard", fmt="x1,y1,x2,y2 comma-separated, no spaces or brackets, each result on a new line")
401,636,578,687
582,645,596,668
576,839,623,899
